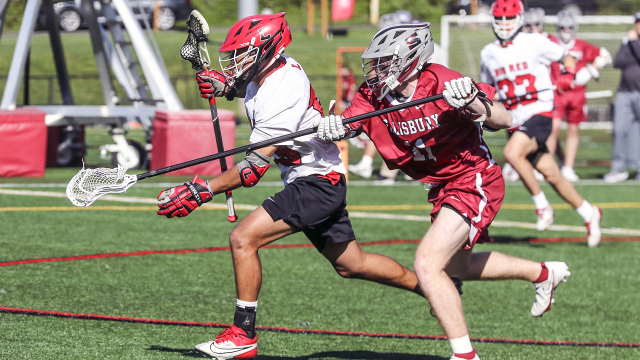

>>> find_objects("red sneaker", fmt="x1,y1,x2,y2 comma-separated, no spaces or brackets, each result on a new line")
195,325,257,359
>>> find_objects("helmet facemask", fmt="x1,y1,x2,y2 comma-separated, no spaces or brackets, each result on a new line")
361,24,434,100
492,15,524,42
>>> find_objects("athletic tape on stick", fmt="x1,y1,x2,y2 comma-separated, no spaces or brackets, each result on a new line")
0,306,638,348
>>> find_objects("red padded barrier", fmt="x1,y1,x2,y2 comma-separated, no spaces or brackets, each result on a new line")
151,109,236,176
0,109,47,177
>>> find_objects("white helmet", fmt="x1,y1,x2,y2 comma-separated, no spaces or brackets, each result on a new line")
557,10,578,44
361,23,435,100
524,8,545,32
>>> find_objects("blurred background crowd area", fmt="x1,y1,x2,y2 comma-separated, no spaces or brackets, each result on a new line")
1,0,638,170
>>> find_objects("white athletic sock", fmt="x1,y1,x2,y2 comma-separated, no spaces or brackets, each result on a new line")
576,200,594,222
449,334,473,354
237,299,258,310
358,155,373,169
532,191,550,210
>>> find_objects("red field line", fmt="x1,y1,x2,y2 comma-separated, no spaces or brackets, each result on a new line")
2,237,639,267
0,240,420,267
1,306,638,348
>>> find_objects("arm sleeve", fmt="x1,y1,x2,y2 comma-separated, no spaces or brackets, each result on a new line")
477,82,496,100
614,42,635,69
582,41,602,63
248,82,309,145
342,83,376,130
537,35,567,64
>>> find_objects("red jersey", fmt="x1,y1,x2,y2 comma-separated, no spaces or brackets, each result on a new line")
342,64,496,184
549,37,601,92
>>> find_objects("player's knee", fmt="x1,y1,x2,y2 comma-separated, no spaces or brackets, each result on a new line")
503,146,520,164
229,228,253,252
414,254,438,279
332,262,363,279
543,170,562,185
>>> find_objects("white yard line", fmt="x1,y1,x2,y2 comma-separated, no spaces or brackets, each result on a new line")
3,189,639,236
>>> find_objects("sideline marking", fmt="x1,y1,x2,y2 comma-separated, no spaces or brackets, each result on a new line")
3,190,640,236
0,306,638,348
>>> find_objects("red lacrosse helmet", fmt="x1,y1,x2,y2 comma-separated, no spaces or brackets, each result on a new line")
491,0,525,42
219,12,292,91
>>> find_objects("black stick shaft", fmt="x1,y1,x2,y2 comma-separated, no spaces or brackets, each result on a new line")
136,93,444,181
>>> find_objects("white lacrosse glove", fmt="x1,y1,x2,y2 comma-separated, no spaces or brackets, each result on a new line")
316,114,346,141
314,100,346,141
443,77,480,109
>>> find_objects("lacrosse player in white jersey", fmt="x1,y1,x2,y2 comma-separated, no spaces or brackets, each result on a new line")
481,0,602,247
156,13,428,359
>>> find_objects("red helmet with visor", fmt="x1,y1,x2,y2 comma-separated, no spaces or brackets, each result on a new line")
491,0,525,43
219,12,292,91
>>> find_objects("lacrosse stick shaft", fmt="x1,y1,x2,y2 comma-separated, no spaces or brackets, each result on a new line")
208,95,238,222
502,86,556,102
135,93,445,181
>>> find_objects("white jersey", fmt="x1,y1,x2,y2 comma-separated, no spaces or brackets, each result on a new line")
480,32,566,128
245,55,346,185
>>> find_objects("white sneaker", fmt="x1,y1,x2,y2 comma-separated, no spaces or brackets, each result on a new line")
450,353,480,360
502,163,520,181
535,205,554,232
531,262,570,317
373,175,396,186
348,162,373,179
603,171,629,183
586,206,602,248
560,166,580,182
533,169,545,181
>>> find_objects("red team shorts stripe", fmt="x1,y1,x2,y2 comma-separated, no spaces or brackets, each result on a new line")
428,164,505,249
553,91,587,124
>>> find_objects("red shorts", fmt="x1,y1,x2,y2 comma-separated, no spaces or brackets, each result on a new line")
428,164,505,249
553,90,587,124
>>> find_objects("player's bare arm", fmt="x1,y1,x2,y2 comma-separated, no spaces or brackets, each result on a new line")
208,145,276,194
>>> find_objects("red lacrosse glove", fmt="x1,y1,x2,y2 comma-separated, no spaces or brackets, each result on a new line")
157,175,213,218
196,69,230,99
556,68,575,94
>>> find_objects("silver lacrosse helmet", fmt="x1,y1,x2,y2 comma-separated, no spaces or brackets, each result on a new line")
556,10,578,44
361,23,434,100
524,7,545,33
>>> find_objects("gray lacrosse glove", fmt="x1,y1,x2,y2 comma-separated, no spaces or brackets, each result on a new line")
443,77,480,109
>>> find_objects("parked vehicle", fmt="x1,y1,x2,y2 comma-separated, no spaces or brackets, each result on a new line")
37,0,193,32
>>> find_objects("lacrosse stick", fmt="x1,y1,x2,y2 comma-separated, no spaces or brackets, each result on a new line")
66,93,445,208
501,86,556,104
181,10,237,222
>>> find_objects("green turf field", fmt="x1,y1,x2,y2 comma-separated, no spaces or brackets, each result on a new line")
1,162,640,359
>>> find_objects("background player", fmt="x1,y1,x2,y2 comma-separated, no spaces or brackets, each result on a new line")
480,0,602,247
156,13,427,359
316,22,570,360
546,10,612,182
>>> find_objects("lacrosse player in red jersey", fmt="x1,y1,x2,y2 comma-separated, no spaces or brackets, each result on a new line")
156,13,433,360
315,22,570,360
480,0,602,247
546,10,612,182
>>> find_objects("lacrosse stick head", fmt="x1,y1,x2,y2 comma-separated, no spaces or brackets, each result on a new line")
66,165,138,207
181,10,211,70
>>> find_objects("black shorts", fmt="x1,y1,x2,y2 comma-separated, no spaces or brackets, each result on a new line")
262,174,356,252
515,114,552,166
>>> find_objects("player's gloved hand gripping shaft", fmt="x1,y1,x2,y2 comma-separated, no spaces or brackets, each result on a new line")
157,176,214,218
